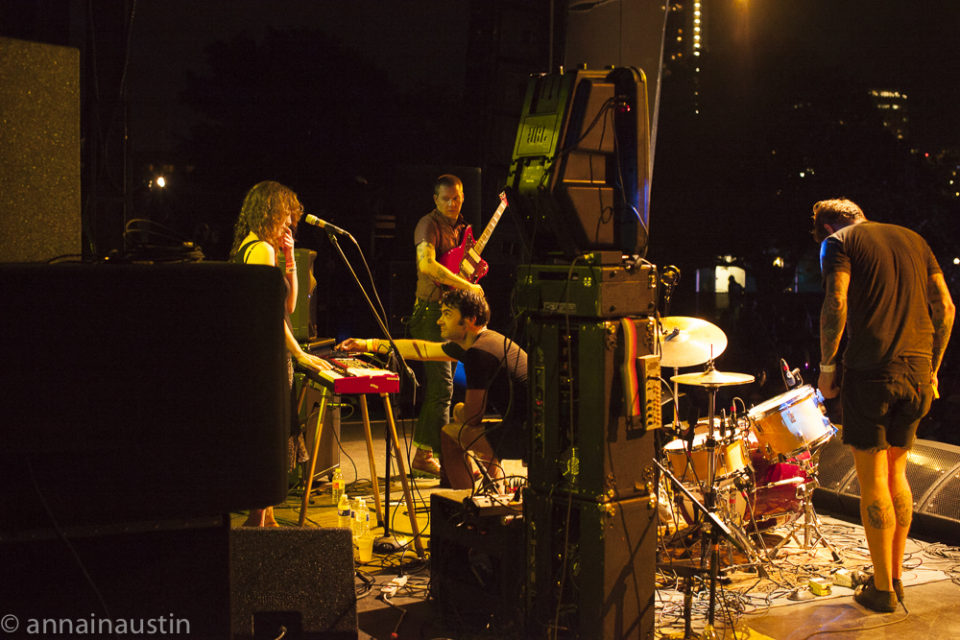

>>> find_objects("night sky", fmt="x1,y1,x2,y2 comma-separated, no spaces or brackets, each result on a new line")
713,0,960,149
122,1,960,159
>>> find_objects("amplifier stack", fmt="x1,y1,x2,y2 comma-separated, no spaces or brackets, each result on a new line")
518,256,660,640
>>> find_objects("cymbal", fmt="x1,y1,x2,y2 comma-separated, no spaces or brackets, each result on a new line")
670,369,755,387
659,316,728,368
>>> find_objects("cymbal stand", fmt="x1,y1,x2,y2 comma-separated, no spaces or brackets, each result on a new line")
700,379,723,633
655,459,748,639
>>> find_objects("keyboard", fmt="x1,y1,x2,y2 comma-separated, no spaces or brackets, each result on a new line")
302,355,400,395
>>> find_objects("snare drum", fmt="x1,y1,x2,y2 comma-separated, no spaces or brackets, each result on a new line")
747,385,836,460
664,424,751,483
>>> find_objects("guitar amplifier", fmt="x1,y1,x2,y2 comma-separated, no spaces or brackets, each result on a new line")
514,259,657,318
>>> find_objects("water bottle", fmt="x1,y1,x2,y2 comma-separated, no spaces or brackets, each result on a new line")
336,493,352,529
353,497,367,538
331,467,344,504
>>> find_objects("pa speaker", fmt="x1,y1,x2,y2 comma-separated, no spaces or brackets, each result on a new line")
230,527,357,639
0,263,289,534
508,67,650,260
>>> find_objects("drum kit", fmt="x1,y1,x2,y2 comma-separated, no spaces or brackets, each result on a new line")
656,316,841,566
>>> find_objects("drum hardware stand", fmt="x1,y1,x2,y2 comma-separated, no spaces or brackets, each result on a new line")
766,453,841,562
670,362,758,631
655,459,750,639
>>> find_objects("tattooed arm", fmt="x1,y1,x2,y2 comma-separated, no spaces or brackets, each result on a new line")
818,269,849,399
416,241,484,295
928,271,956,393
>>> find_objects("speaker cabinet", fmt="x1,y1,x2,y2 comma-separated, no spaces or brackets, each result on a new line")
230,527,357,640
1,519,231,638
507,67,650,259
0,263,289,533
524,486,657,639
527,316,658,500
286,248,317,341
430,491,526,634
0,36,80,262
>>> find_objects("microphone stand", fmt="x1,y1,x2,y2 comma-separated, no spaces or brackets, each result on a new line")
322,229,419,552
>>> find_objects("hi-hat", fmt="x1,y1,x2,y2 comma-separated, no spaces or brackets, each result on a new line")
670,369,755,387
659,316,728,368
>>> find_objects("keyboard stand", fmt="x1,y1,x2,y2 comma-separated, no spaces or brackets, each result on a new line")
297,382,425,558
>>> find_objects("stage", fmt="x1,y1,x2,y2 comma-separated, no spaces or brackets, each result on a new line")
231,417,960,640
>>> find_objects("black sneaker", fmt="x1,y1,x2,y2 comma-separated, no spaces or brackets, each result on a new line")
892,578,904,602
859,573,904,602
853,582,898,613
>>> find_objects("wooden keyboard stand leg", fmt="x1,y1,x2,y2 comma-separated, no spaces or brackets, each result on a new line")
298,386,332,526
358,396,385,527
381,393,425,557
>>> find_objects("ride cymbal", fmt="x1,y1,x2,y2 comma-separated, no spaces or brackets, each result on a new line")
659,316,728,368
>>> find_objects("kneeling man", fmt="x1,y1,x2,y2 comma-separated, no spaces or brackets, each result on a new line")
338,289,527,489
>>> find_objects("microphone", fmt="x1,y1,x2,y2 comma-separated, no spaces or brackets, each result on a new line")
304,214,350,236
780,358,797,390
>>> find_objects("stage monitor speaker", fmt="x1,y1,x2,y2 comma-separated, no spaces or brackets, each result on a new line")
525,487,657,639
230,527,357,640
813,436,960,546
0,263,289,534
0,36,80,262
507,67,650,260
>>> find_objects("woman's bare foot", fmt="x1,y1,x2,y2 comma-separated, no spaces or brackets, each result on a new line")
242,506,279,527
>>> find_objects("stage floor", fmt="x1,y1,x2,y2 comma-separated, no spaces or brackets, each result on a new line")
230,418,960,640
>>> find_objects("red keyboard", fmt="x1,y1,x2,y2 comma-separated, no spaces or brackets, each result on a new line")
303,356,400,395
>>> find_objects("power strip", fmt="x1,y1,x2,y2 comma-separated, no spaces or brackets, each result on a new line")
380,575,408,597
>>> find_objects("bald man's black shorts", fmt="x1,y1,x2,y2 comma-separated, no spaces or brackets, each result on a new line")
841,357,935,451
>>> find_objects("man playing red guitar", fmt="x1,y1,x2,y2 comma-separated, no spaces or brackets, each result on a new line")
409,174,483,477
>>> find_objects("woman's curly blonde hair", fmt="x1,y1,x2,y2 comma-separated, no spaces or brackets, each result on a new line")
230,180,302,258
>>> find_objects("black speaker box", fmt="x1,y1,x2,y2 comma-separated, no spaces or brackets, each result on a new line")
0,519,231,639
430,491,526,634
0,263,289,533
0,36,81,262
230,527,357,640
527,316,658,500
813,436,960,546
524,487,657,640
507,67,650,259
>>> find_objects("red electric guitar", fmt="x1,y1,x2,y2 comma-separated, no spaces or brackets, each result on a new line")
438,191,508,284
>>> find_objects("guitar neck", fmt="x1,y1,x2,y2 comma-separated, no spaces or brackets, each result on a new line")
471,193,508,256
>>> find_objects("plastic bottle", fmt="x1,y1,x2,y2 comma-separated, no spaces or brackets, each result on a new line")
353,497,368,538
331,467,344,504
337,493,352,529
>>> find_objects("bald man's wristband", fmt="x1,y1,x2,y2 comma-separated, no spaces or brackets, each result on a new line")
819,363,836,373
